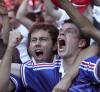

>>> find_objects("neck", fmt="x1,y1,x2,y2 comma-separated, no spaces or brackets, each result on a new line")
62,50,81,72
32,55,55,64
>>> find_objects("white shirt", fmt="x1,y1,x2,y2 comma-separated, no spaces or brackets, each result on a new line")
14,24,31,63
93,6,100,23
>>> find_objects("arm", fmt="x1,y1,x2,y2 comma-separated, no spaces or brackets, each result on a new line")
93,0,100,6
2,15,9,44
52,61,79,92
0,31,22,92
52,44,99,92
52,0,100,45
0,5,10,44
52,0,100,92
43,0,62,20
16,0,33,29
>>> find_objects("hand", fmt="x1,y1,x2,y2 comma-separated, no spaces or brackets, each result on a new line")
52,65,79,92
0,4,8,15
8,31,22,48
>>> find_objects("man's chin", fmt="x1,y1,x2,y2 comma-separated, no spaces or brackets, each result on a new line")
36,58,45,63
58,52,67,58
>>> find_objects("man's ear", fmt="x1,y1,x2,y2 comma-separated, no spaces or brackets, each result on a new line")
78,39,86,48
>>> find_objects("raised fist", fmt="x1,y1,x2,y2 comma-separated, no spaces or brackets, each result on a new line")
8,31,22,47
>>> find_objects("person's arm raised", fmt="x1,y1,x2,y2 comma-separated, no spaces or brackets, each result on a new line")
43,0,62,20
16,0,33,29
0,31,22,92
0,4,10,44
51,0,100,44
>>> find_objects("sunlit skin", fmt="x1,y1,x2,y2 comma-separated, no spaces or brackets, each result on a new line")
28,29,57,63
8,10,20,29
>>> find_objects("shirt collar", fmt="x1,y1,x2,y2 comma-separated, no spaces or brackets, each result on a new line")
59,60,65,78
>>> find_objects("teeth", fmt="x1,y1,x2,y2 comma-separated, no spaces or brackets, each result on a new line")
36,49,41,52
59,48,65,51
35,49,43,57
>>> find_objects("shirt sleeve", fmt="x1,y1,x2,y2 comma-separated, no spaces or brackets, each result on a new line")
15,25,31,63
56,8,70,29
80,56,100,83
10,74,24,92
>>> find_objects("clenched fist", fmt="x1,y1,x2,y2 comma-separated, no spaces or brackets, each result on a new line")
8,31,22,48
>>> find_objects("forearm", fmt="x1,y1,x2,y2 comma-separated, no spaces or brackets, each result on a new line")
0,46,14,91
65,62,79,81
57,1,100,44
16,0,28,19
44,0,54,15
93,0,100,6
60,1,93,28
0,31,22,91
44,0,61,20
2,15,10,44
52,61,79,92
16,0,33,29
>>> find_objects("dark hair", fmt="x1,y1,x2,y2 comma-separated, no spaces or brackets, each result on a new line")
64,19,90,48
28,23,59,49
26,12,36,21
26,12,44,22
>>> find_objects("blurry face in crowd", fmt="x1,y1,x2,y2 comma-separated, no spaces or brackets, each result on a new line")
28,30,56,63
8,10,17,29
58,23,85,58
8,10,15,22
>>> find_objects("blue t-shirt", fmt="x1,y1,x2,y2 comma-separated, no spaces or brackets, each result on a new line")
12,56,100,92
10,74,25,92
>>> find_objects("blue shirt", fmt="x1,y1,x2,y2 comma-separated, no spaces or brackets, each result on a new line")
12,56,100,92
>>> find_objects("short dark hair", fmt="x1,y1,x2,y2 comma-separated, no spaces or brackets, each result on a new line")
28,23,59,47
64,19,90,48
27,23,59,55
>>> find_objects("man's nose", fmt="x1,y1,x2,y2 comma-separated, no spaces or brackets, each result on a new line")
35,39,41,46
59,31,64,36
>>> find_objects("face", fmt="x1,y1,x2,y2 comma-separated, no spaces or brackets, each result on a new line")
8,10,15,23
8,10,16,29
28,30,56,63
58,23,81,58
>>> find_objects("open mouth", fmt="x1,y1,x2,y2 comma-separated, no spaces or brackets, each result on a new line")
58,39,66,50
35,50,43,58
